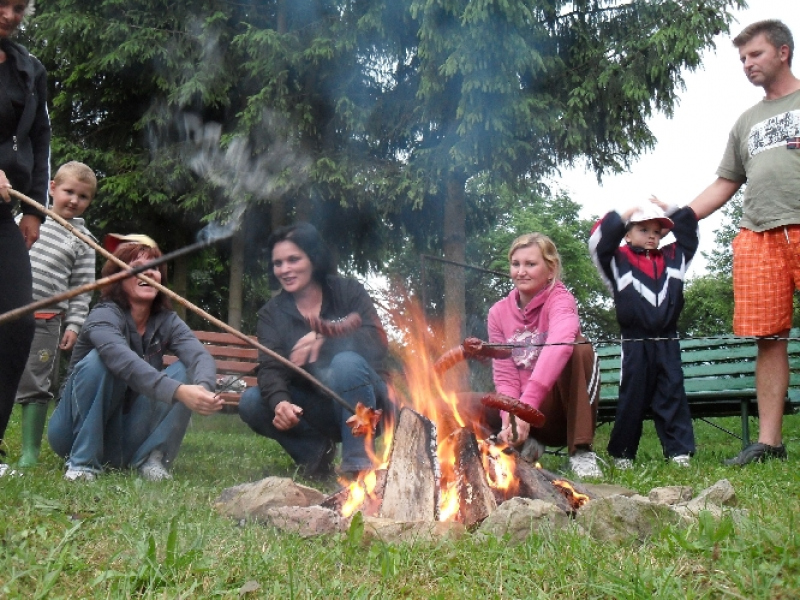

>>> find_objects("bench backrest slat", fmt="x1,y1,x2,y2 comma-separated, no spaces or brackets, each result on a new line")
164,331,259,408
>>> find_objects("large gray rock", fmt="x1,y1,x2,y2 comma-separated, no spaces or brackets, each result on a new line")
583,483,637,499
362,516,467,544
687,479,736,508
214,477,326,520
261,506,348,537
673,479,742,521
648,486,694,505
576,494,684,542
477,497,572,544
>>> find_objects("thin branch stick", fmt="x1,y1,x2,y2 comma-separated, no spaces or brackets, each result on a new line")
9,189,357,415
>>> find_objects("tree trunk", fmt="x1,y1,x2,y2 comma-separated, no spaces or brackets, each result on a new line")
443,171,469,392
227,227,245,328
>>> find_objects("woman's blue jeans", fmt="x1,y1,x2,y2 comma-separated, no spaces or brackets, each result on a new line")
239,351,387,472
48,349,192,475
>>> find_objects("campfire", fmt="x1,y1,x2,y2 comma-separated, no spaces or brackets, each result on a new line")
321,305,594,527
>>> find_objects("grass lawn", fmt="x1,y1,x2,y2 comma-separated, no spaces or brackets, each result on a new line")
1,407,799,599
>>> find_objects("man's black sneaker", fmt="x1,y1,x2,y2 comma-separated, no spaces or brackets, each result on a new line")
723,442,788,466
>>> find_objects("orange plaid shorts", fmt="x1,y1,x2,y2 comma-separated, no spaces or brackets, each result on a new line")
732,225,800,336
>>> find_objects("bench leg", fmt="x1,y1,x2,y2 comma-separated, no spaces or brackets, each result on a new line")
740,399,750,449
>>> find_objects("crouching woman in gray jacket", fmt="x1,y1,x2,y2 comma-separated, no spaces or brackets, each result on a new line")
48,237,224,481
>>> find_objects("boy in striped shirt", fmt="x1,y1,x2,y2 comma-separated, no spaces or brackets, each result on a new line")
14,161,97,468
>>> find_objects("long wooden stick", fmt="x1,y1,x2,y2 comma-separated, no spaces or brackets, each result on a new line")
0,251,189,325
9,189,357,415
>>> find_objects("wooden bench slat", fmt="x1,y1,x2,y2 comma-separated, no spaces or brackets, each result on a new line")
203,346,261,360
193,331,257,346
163,330,259,411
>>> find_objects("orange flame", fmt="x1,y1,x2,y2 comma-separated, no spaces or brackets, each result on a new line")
479,440,519,495
340,470,379,518
335,295,520,521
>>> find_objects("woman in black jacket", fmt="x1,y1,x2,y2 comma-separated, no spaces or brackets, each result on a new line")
239,223,389,481
0,0,51,475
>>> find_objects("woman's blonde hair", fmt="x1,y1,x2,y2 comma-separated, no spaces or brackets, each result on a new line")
507,232,561,286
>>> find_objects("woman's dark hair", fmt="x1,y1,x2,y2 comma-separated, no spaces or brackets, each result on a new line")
100,242,172,312
266,222,335,289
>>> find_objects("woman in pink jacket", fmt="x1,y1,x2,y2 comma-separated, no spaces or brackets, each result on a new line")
488,233,603,479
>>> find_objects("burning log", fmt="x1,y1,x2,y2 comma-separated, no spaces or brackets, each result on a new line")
320,470,387,517
442,428,497,527
379,408,440,522
536,467,596,512
513,461,572,514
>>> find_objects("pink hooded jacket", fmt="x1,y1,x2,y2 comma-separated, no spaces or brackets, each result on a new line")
487,281,580,409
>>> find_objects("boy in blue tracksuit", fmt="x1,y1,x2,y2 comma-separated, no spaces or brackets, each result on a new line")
589,197,699,468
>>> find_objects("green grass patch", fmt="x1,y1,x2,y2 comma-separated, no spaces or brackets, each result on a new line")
2,409,799,598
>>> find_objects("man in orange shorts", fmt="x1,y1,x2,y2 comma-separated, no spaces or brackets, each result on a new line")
690,19,800,465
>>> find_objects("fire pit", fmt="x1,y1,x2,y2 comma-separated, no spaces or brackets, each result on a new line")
319,306,593,527
322,407,593,527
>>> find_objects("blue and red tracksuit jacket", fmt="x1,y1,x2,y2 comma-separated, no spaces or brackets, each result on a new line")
588,206,699,336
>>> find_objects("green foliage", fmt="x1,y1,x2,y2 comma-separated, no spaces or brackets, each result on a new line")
382,180,616,340
26,0,745,327
705,191,743,277
679,273,735,336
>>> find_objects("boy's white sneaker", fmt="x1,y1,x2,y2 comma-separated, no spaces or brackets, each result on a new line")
0,463,21,477
614,458,634,470
671,454,691,467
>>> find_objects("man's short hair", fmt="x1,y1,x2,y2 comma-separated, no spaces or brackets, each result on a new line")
734,19,794,67
53,161,98,198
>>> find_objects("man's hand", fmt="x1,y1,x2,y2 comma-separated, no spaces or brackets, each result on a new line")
174,384,225,415
59,329,78,351
273,400,303,431
19,215,41,249
289,331,325,366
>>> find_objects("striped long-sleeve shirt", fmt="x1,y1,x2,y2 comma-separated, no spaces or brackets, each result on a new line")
22,216,97,334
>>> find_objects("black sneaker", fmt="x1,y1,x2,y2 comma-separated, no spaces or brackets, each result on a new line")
723,442,788,466
301,439,337,480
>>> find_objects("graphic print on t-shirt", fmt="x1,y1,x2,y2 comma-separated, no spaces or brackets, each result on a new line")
748,109,800,156
510,329,547,369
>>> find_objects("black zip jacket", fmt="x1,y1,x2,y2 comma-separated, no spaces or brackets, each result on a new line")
589,206,699,335
0,39,50,220
255,276,388,410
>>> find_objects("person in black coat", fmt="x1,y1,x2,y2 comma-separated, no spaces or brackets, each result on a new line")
238,223,389,481
0,0,51,474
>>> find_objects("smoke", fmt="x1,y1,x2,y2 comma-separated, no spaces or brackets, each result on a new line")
177,111,312,244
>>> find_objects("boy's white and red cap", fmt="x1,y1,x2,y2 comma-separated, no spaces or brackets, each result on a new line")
103,233,159,253
626,204,674,231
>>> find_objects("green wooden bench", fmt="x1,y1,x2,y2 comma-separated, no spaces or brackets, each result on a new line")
596,330,800,449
